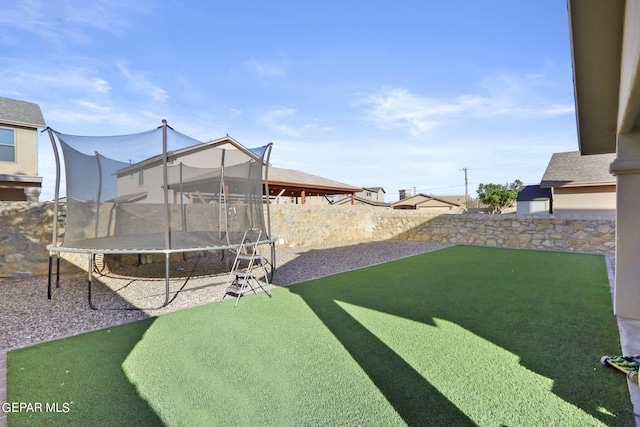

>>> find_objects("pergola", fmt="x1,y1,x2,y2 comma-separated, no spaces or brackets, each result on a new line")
265,167,362,204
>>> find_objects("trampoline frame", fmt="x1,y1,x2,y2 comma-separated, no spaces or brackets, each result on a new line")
45,121,276,310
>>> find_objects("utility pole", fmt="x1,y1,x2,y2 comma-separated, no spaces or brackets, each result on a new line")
461,167,470,206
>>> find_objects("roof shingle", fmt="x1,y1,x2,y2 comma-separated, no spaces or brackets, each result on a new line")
540,151,615,187
0,96,46,128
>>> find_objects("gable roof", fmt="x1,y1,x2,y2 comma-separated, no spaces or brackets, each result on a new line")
540,151,616,188
517,185,551,201
390,193,464,209
333,195,389,207
114,134,265,175
361,186,385,194
0,96,46,128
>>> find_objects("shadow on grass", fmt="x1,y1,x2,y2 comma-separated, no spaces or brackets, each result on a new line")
7,318,163,427
287,245,631,426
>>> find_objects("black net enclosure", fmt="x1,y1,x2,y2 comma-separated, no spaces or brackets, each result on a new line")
45,120,274,308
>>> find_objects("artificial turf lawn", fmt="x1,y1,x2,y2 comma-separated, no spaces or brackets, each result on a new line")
7,246,633,426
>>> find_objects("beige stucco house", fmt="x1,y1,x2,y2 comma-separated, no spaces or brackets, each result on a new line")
332,187,388,207
567,0,640,321
0,97,46,201
390,193,465,212
540,151,616,217
358,187,385,203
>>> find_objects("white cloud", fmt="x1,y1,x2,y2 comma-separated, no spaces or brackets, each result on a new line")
247,57,286,78
258,107,319,137
117,63,168,103
357,70,575,136
477,72,575,118
358,87,486,136
0,0,144,46
0,66,111,96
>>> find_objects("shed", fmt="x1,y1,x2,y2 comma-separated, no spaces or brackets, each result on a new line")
516,185,552,215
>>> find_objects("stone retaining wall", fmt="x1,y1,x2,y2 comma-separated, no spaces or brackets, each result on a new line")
269,205,615,253
0,202,616,278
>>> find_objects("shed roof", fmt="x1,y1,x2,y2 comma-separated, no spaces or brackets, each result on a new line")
0,96,46,128
540,151,615,188
517,185,551,201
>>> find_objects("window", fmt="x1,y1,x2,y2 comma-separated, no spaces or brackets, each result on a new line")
138,170,144,185
0,128,15,162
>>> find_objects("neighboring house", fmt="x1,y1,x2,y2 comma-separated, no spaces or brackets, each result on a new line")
540,151,616,217
331,186,388,207
516,185,552,215
398,188,414,200
435,195,469,208
358,187,385,203
333,194,389,207
390,193,464,212
0,96,46,201
114,135,260,204
267,167,362,205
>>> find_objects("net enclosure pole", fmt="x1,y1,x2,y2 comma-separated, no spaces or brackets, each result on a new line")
46,128,62,299
47,128,61,250
264,143,273,240
94,152,102,239
161,120,171,308
162,119,171,250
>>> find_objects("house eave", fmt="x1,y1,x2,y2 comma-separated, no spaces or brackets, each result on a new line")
567,0,625,155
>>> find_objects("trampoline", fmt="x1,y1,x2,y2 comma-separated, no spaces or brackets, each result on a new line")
46,120,275,309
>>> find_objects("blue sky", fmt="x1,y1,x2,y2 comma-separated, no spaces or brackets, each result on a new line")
1,0,578,202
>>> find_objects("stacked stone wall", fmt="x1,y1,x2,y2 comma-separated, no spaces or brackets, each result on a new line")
269,205,615,253
0,202,615,278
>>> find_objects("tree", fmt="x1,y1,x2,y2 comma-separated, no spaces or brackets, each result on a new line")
476,179,523,214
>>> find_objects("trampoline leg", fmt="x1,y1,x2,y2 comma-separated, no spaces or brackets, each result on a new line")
47,255,53,299
162,252,170,307
47,254,61,300
270,241,276,282
87,254,98,310
56,256,60,290
88,279,98,310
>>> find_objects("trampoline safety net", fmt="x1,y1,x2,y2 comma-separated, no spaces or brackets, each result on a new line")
47,122,273,253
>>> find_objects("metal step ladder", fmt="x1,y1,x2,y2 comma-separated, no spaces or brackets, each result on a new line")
222,228,272,306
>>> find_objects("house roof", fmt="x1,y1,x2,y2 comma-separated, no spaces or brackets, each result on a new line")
115,134,266,175
434,195,468,206
390,193,464,209
268,167,361,197
567,0,625,155
0,96,46,128
361,186,385,194
516,185,551,202
333,195,389,207
540,151,616,188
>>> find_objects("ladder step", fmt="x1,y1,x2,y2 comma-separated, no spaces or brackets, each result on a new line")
232,270,255,278
236,254,263,261
225,285,246,295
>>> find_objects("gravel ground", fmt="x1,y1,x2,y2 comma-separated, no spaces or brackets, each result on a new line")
0,240,452,351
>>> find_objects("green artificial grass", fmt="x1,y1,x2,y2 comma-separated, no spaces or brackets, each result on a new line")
7,246,633,426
